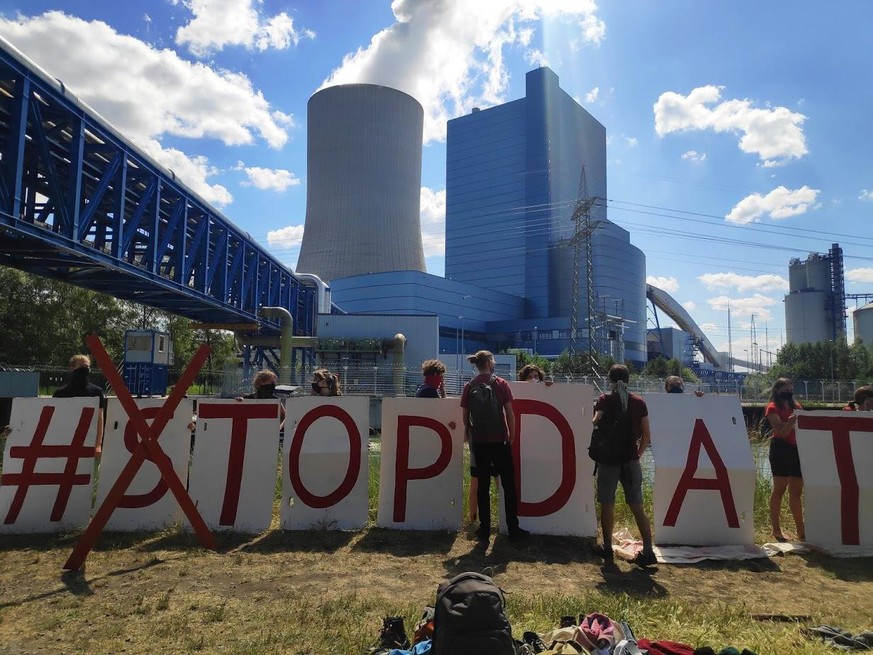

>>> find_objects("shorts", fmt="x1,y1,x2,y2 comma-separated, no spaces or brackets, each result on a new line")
769,438,802,478
596,459,643,505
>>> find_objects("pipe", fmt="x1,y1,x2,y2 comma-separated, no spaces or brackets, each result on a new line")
260,307,293,383
295,272,331,314
392,333,406,396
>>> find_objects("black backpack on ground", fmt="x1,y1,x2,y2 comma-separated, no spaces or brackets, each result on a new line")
432,571,516,655
467,375,504,437
588,394,636,466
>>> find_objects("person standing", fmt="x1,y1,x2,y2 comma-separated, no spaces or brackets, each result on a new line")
844,385,873,411
311,368,342,396
461,350,528,543
592,364,656,566
765,377,804,542
664,375,704,396
415,359,447,398
53,354,106,455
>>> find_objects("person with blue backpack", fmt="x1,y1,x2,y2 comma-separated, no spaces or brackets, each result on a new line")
461,350,529,543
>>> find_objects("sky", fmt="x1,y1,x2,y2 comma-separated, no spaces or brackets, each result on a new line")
1,0,872,366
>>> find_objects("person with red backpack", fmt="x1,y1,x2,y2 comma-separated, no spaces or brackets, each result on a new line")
592,364,655,566
461,350,528,543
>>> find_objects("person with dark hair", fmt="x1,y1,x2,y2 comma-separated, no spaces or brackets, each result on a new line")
844,385,873,411
53,354,106,455
461,350,528,543
518,364,545,382
311,368,342,396
765,377,804,542
664,375,704,396
416,359,447,398
592,364,655,566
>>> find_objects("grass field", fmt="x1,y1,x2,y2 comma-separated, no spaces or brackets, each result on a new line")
1,439,871,654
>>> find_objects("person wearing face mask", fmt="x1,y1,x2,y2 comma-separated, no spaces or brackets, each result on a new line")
664,375,704,397
310,368,342,397
241,369,285,429
843,385,873,411
765,377,804,542
53,354,106,455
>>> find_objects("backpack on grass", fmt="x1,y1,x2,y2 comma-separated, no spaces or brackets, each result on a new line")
432,571,515,655
588,396,635,466
467,375,504,438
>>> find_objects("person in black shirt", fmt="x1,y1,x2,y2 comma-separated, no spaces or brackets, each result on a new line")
53,354,106,455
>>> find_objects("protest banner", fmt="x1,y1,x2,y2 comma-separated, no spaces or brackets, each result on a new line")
0,397,99,533
282,397,370,530
796,411,873,553
188,400,281,533
647,394,755,546
377,398,464,530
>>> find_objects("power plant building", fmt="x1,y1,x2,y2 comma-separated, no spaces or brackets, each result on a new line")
328,68,647,366
296,84,426,282
854,302,873,346
784,244,846,344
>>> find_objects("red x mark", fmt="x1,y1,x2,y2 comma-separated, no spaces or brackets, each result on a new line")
64,335,216,570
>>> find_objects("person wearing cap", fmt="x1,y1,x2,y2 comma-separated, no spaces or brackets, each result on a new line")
843,385,873,411
53,354,106,455
461,350,528,543
664,375,704,396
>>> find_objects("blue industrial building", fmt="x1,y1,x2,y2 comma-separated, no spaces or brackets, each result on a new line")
330,67,647,366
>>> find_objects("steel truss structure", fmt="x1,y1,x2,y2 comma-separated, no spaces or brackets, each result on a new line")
0,38,315,337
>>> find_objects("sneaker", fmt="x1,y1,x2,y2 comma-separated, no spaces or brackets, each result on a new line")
508,527,530,542
592,544,614,561
377,616,410,650
632,550,657,568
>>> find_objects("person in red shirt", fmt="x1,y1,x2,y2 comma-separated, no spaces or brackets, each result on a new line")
592,364,656,566
843,385,873,411
765,377,804,542
461,350,528,543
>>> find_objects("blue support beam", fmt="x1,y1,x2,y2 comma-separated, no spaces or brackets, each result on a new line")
0,39,316,337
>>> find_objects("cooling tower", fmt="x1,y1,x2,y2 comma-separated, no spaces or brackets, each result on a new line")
855,303,873,345
296,84,426,282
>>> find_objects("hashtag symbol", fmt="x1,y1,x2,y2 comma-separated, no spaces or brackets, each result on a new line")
2,404,96,524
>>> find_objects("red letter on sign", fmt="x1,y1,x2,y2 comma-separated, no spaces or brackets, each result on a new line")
393,415,452,523
664,419,739,528
797,414,870,546
197,402,279,525
289,405,362,510
512,399,576,517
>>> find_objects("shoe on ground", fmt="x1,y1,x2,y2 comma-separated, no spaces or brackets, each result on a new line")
632,550,657,567
592,544,614,561
508,527,530,542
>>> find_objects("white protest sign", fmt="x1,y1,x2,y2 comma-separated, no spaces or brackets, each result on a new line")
96,398,193,531
796,411,873,554
188,400,281,533
647,394,755,546
500,382,596,536
0,398,99,533
282,397,370,530
377,398,464,530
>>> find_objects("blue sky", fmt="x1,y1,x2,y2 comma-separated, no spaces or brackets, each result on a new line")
1,0,872,365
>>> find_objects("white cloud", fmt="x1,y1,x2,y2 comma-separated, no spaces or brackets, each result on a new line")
681,150,706,163
585,86,599,103
847,268,873,283
175,0,314,57
241,166,300,192
706,294,778,322
420,186,447,257
725,185,819,225
859,190,873,202
647,276,679,293
699,322,718,332
683,300,697,311
266,225,305,250
525,48,549,67
320,0,604,142
698,272,788,293
623,135,638,147
653,85,807,166
0,12,293,206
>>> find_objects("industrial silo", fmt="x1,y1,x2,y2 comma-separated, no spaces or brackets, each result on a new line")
296,84,426,282
788,259,807,292
785,290,829,343
854,302,873,345
806,255,831,291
